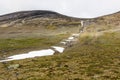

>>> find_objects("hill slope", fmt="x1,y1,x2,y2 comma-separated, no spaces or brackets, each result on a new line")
0,10,83,38
0,11,120,80
85,11,120,32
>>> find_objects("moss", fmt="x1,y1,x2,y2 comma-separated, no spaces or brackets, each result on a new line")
0,34,69,57
0,31,120,80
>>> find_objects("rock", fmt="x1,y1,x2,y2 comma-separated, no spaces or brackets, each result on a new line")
7,64,20,69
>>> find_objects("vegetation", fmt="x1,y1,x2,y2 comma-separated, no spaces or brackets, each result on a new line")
0,34,69,58
0,10,120,80
0,31,120,80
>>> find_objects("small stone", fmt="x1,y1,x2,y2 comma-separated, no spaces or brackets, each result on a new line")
8,64,20,69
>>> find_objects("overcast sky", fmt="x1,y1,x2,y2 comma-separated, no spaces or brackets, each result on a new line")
0,0,120,18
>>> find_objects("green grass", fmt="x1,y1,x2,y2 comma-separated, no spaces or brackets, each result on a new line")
0,31,120,80
0,34,69,57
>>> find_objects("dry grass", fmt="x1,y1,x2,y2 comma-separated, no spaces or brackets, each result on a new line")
0,31,120,80
0,33,69,58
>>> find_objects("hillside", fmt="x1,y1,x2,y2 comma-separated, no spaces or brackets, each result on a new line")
85,11,120,32
0,10,119,38
0,10,81,22
0,10,83,39
0,11,120,80
0,10,83,59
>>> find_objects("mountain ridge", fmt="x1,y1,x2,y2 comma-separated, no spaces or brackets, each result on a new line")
0,10,119,38
0,10,83,23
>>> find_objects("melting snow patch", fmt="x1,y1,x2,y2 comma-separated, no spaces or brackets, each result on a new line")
72,34,80,37
68,37,74,40
51,46,65,53
65,39,71,42
60,42,67,45
0,49,55,62
0,33,80,62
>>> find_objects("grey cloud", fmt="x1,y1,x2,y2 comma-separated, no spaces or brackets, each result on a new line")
0,0,120,18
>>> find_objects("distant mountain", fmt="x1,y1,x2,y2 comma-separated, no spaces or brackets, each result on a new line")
92,11,120,25
0,11,120,80
0,10,119,38
84,11,120,32
0,10,83,27
0,10,81,23
0,10,82,38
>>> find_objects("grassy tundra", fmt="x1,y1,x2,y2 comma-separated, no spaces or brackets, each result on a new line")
0,11,120,80
0,31,120,80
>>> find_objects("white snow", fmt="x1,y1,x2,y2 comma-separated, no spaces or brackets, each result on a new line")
68,37,74,40
72,34,80,37
51,46,65,53
0,33,80,62
0,49,55,62
65,39,71,42
60,41,67,45
65,36,75,42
